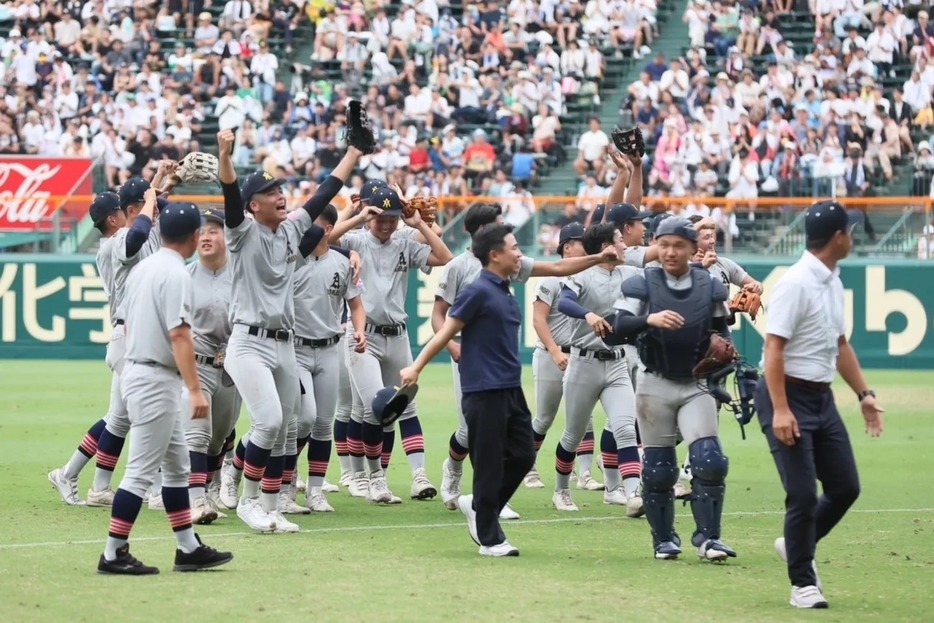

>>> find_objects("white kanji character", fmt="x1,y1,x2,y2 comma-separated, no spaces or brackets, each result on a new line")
415,270,442,345
22,263,66,342
68,263,112,344
0,263,18,342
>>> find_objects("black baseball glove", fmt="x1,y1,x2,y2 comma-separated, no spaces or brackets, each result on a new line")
346,100,377,154
612,126,645,157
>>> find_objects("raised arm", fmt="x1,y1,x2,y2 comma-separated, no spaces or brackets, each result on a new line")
300,147,364,222
216,129,245,229
531,245,621,277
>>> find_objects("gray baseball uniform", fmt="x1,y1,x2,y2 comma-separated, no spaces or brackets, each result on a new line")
119,247,195,498
530,276,574,436
708,256,748,291
183,259,240,458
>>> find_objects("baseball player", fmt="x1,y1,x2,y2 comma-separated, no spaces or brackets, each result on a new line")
434,205,625,512
552,223,643,516
610,216,736,561
98,198,232,575
335,187,452,503
49,191,126,505
183,208,241,525
215,128,362,532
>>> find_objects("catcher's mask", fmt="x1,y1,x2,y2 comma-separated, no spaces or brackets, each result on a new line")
705,362,760,439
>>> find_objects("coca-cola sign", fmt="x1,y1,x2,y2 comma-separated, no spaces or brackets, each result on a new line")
0,157,94,232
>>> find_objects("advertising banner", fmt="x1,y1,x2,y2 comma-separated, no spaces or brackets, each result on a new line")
0,157,94,232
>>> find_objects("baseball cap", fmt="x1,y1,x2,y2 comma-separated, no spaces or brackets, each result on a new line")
804,200,861,244
655,216,698,243
371,384,419,426
89,192,121,225
201,208,225,226
646,212,673,238
557,222,585,256
607,202,653,226
159,202,202,238
359,179,388,203
370,187,404,216
119,176,150,208
590,203,608,222
240,170,284,206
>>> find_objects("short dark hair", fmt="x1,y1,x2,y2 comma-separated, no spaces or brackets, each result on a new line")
161,229,197,245
464,202,503,236
317,203,339,226
472,223,514,267
582,222,616,255
687,214,705,224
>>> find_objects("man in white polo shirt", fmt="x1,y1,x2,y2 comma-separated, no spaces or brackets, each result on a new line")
755,200,884,609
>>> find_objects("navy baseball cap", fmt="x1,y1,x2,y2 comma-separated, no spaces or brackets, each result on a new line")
557,222,585,256
370,187,404,216
201,208,225,226
590,203,607,223
646,212,673,238
607,202,653,226
89,192,121,225
240,170,284,205
359,179,387,203
159,201,202,238
805,200,861,244
372,384,419,426
655,216,698,243
119,176,150,208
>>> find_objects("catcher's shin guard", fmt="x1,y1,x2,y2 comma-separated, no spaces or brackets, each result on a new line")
642,446,680,545
688,437,729,544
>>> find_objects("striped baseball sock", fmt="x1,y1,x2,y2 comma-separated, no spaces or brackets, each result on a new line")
233,438,246,472
162,486,199,554
224,428,237,460
92,428,125,492
600,430,621,492
362,422,383,474
188,451,209,505
105,488,144,560
260,455,285,512
63,418,106,479
347,419,366,474
555,442,576,490
281,450,299,497
399,417,425,472
532,431,547,453
241,441,270,499
448,434,468,474
381,429,395,470
618,445,642,498
577,431,596,474
334,419,351,476
307,437,331,489
207,451,225,486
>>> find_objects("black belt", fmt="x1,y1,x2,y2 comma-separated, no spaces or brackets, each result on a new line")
785,375,831,391
560,345,571,353
113,319,125,326
365,322,406,336
194,354,213,366
295,334,341,348
128,359,180,375
573,347,624,361
247,326,293,342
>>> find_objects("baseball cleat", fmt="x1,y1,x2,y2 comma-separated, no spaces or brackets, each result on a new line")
206,494,227,520
626,494,645,518
86,487,115,507
278,492,311,515
348,471,369,498
307,488,335,512
98,545,159,575
523,467,545,488
576,470,604,491
673,479,692,500
148,493,165,511
366,470,393,504
219,465,240,509
410,467,437,499
697,538,736,562
270,510,300,533
236,497,276,533
603,487,627,506
440,458,462,510
295,475,306,493
322,479,339,493
775,537,822,591
173,535,233,572
387,494,403,504
49,467,85,505
499,503,521,520
338,471,353,488
457,494,480,545
552,489,579,512
479,541,520,557
790,586,829,609
191,496,218,525
654,540,681,560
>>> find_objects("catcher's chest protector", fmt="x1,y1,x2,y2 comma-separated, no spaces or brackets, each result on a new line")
639,267,714,380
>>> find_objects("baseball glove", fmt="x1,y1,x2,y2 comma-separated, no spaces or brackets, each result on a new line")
692,333,740,378
406,196,438,226
611,126,645,157
175,151,219,184
729,286,763,322
346,100,377,155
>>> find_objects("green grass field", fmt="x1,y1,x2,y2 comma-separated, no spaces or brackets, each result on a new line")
1,362,932,623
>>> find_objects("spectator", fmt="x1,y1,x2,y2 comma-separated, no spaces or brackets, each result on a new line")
574,116,610,177
918,223,934,259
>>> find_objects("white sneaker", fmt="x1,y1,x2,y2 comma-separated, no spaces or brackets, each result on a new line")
479,541,520,557
775,537,822,591
499,503,521,520
270,510,301,533
338,471,353,488
577,470,605,491
87,487,115,507
322,479,339,493
219,466,240,509
48,468,84,505
387,493,403,504
626,494,645,518
278,492,311,515
348,471,369,498
603,487,627,505
552,489,578,512
410,467,437,500
236,497,276,533
457,494,480,545
148,493,164,511
307,488,335,512
367,470,393,504
295,476,306,493
205,493,228,519
440,458,462,510
191,496,218,525
790,586,829,609
673,479,692,499
523,467,544,488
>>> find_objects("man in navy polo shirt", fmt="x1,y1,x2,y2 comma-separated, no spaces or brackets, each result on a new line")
400,223,535,557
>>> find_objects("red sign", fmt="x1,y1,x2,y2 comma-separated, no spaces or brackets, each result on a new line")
0,157,94,232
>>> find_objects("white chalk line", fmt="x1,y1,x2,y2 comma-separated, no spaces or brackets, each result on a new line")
2,507,932,551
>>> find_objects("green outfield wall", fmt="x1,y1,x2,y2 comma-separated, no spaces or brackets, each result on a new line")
1,255,932,368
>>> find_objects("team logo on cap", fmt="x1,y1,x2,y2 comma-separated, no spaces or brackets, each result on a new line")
262,172,274,181
383,198,392,209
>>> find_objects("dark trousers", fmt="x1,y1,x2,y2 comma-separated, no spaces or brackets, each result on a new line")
462,388,536,547
755,378,861,587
